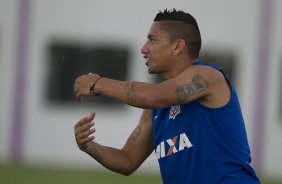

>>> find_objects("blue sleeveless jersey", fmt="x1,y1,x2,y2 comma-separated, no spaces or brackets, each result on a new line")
152,60,260,184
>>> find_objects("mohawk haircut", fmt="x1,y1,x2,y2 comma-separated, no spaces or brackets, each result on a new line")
154,8,196,22
154,9,202,59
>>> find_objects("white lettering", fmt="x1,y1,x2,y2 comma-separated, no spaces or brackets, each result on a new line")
155,143,161,159
155,133,193,160
155,141,165,159
160,141,165,158
179,133,193,151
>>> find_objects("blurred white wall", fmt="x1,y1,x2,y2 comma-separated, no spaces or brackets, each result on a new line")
264,0,282,177
0,0,281,179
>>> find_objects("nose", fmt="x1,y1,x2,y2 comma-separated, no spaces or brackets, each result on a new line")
141,42,149,55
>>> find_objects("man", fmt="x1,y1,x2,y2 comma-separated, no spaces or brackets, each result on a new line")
73,9,260,183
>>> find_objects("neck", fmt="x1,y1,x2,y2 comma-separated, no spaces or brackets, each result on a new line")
163,58,196,80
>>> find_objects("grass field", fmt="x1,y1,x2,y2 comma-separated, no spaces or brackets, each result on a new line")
0,164,281,184
0,164,162,184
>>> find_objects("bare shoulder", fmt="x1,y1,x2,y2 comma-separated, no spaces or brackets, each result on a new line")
176,64,231,107
181,64,224,81
176,64,226,88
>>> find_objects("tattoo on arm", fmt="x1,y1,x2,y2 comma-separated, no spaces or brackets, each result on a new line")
128,109,151,141
129,125,141,140
175,75,209,104
125,82,137,104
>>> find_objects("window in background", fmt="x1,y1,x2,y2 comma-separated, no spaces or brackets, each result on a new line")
199,50,237,87
46,42,130,107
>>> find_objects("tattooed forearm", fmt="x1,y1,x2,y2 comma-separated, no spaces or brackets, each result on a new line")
125,82,137,104
175,75,208,104
129,110,151,141
129,125,141,140
140,109,152,124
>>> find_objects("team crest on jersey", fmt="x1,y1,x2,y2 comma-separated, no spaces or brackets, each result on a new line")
169,105,181,119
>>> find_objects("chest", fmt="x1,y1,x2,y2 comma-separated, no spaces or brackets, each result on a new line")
152,104,206,147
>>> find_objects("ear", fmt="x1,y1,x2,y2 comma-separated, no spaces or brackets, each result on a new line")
172,39,186,56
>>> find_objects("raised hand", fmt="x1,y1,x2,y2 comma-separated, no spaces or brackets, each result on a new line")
74,112,96,151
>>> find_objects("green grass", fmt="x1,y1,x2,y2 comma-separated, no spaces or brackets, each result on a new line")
0,164,162,184
0,163,281,184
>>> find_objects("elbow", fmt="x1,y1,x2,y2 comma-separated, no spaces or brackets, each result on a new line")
117,155,139,176
108,164,136,176
141,93,168,109
120,170,135,176
133,84,169,109
118,163,137,176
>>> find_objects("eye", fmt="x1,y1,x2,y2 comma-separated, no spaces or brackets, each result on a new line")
147,35,154,42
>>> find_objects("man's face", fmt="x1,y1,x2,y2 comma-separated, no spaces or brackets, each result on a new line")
141,22,175,74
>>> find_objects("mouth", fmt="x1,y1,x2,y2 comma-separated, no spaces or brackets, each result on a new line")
145,61,149,66
144,55,150,66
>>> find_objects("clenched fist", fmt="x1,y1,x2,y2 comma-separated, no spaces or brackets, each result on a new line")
74,73,100,102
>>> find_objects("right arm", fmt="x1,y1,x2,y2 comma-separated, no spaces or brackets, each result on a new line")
74,65,227,109
74,110,154,176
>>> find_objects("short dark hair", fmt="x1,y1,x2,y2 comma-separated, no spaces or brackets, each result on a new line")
154,9,202,59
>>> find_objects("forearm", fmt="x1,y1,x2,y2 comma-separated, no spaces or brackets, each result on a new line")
74,74,178,108
84,141,137,176
95,78,159,108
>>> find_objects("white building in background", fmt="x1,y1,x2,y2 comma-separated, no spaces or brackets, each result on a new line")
0,0,282,179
